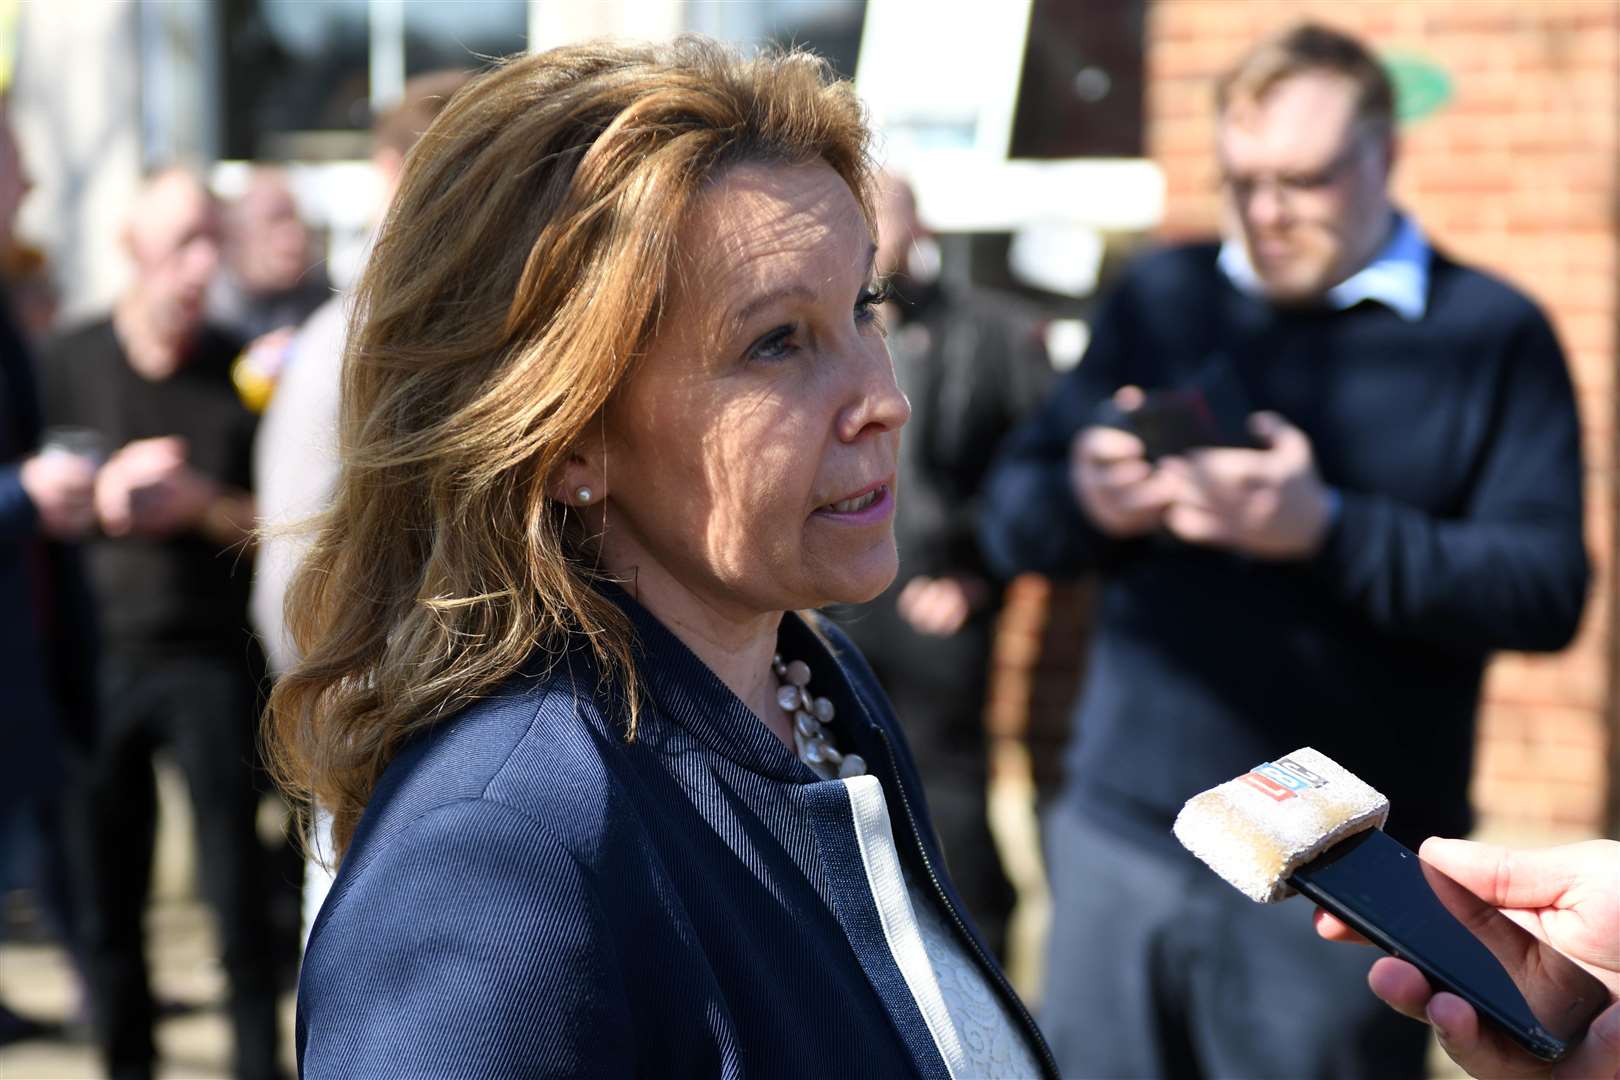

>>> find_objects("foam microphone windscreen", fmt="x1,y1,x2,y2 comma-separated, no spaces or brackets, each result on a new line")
1173,747,1389,903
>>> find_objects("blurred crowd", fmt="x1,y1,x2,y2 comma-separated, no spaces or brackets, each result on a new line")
0,19,1599,1080
0,73,470,1080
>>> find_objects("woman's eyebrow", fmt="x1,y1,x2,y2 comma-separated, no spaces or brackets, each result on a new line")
727,284,816,336
724,243,879,334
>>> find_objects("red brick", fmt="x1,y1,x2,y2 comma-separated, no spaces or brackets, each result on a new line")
1413,166,1518,197
1554,313,1614,356
1570,351,1617,397
1475,776,1557,826
1421,4,1531,34
1485,654,1607,712
1572,6,1620,32
1432,125,1511,157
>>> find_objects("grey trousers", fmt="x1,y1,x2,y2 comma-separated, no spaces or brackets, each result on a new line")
1038,802,1429,1080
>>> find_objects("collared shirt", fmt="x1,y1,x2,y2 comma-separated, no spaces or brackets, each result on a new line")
1218,213,1432,322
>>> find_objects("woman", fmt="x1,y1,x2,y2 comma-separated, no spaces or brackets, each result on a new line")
266,38,1055,1078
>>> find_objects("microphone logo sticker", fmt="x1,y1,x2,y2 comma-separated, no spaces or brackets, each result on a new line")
1237,757,1331,802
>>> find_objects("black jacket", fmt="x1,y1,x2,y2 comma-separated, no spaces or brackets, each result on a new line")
0,295,95,810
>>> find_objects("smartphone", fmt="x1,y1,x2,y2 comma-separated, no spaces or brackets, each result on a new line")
1289,829,1610,1062
1094,354,1261,461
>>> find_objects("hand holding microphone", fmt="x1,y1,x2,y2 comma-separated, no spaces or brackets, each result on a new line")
1174,749,1616,1074
1317,838,1620,1080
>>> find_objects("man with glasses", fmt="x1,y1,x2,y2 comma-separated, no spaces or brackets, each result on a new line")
982,23,1587,1079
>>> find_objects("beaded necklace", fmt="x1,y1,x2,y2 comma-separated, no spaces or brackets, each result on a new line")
772,653,866,780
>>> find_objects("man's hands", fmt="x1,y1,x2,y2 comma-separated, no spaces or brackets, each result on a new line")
19,450,97,539
94,436,221,539
21,434,253,545
1069,387,1179,540
1157,411,1334,559
1316,838,1620,1079
1069,387,1334,559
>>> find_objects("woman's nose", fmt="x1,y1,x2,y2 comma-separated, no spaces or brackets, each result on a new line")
838,342,911,443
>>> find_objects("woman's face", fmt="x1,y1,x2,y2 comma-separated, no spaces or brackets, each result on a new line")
587,160,908,623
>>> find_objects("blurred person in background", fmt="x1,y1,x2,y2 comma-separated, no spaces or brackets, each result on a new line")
266,40,1056,1078
250,68,470,943
0,97,97,1049
210,168,331,415
208,166,329,343
41,168,280,1080
830,173,1050,962
981,23,1587,1080
253,69,471,680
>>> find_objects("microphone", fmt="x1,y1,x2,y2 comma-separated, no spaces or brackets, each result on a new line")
1174,747,1614,1062
1172,746,1388,903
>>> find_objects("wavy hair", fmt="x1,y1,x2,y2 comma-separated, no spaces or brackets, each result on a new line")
263,37,874,859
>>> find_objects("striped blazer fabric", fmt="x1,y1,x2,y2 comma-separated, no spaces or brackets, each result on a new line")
296,588,1058,1078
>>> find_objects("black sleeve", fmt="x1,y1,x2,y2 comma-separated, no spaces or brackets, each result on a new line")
1,319,42,540
977,274,1147,579
208,327,258,493
940,307,1056,582
0,464,36,540
1308,307,1589,652
34,343,61,427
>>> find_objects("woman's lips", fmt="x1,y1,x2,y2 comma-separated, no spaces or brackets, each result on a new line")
813,480,894,525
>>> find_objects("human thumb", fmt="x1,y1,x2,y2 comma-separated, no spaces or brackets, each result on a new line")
1250,412,1310,462
1581,1000,1620,1075
1417,837,1578,910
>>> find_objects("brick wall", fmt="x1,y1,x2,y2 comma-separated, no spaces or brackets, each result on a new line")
1142,0,1619,836
988,576,1091,801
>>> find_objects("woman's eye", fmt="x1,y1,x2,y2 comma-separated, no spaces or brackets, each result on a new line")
748,324,799,362
855,281,893,327
747,283,890,363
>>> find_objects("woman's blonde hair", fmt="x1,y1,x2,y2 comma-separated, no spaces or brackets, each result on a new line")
263,37,874,859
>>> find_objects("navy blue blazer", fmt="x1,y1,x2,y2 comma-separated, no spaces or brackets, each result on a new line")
297,589,1057,1078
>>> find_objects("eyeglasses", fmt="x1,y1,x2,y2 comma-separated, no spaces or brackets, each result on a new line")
1219,138,1370,207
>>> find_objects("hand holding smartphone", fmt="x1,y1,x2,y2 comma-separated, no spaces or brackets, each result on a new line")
1093,354,1262,461
1293,832,1615,1065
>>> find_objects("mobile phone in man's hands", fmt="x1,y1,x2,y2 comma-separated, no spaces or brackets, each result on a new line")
1093,355,1262,460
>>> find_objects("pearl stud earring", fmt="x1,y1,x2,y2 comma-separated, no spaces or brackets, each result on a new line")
574,486,593,505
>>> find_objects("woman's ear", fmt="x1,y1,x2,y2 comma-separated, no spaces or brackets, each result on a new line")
551,450,604,508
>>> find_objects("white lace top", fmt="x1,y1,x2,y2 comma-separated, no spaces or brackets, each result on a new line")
839,772,1040,1078
902,865,1042,1078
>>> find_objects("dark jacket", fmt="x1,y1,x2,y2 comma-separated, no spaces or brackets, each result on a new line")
0,296,94,812
878,278,1052,585
296,588,1058,1079
980,243,1588,849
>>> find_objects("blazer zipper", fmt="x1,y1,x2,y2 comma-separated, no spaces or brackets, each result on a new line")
868,722,1062,1080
